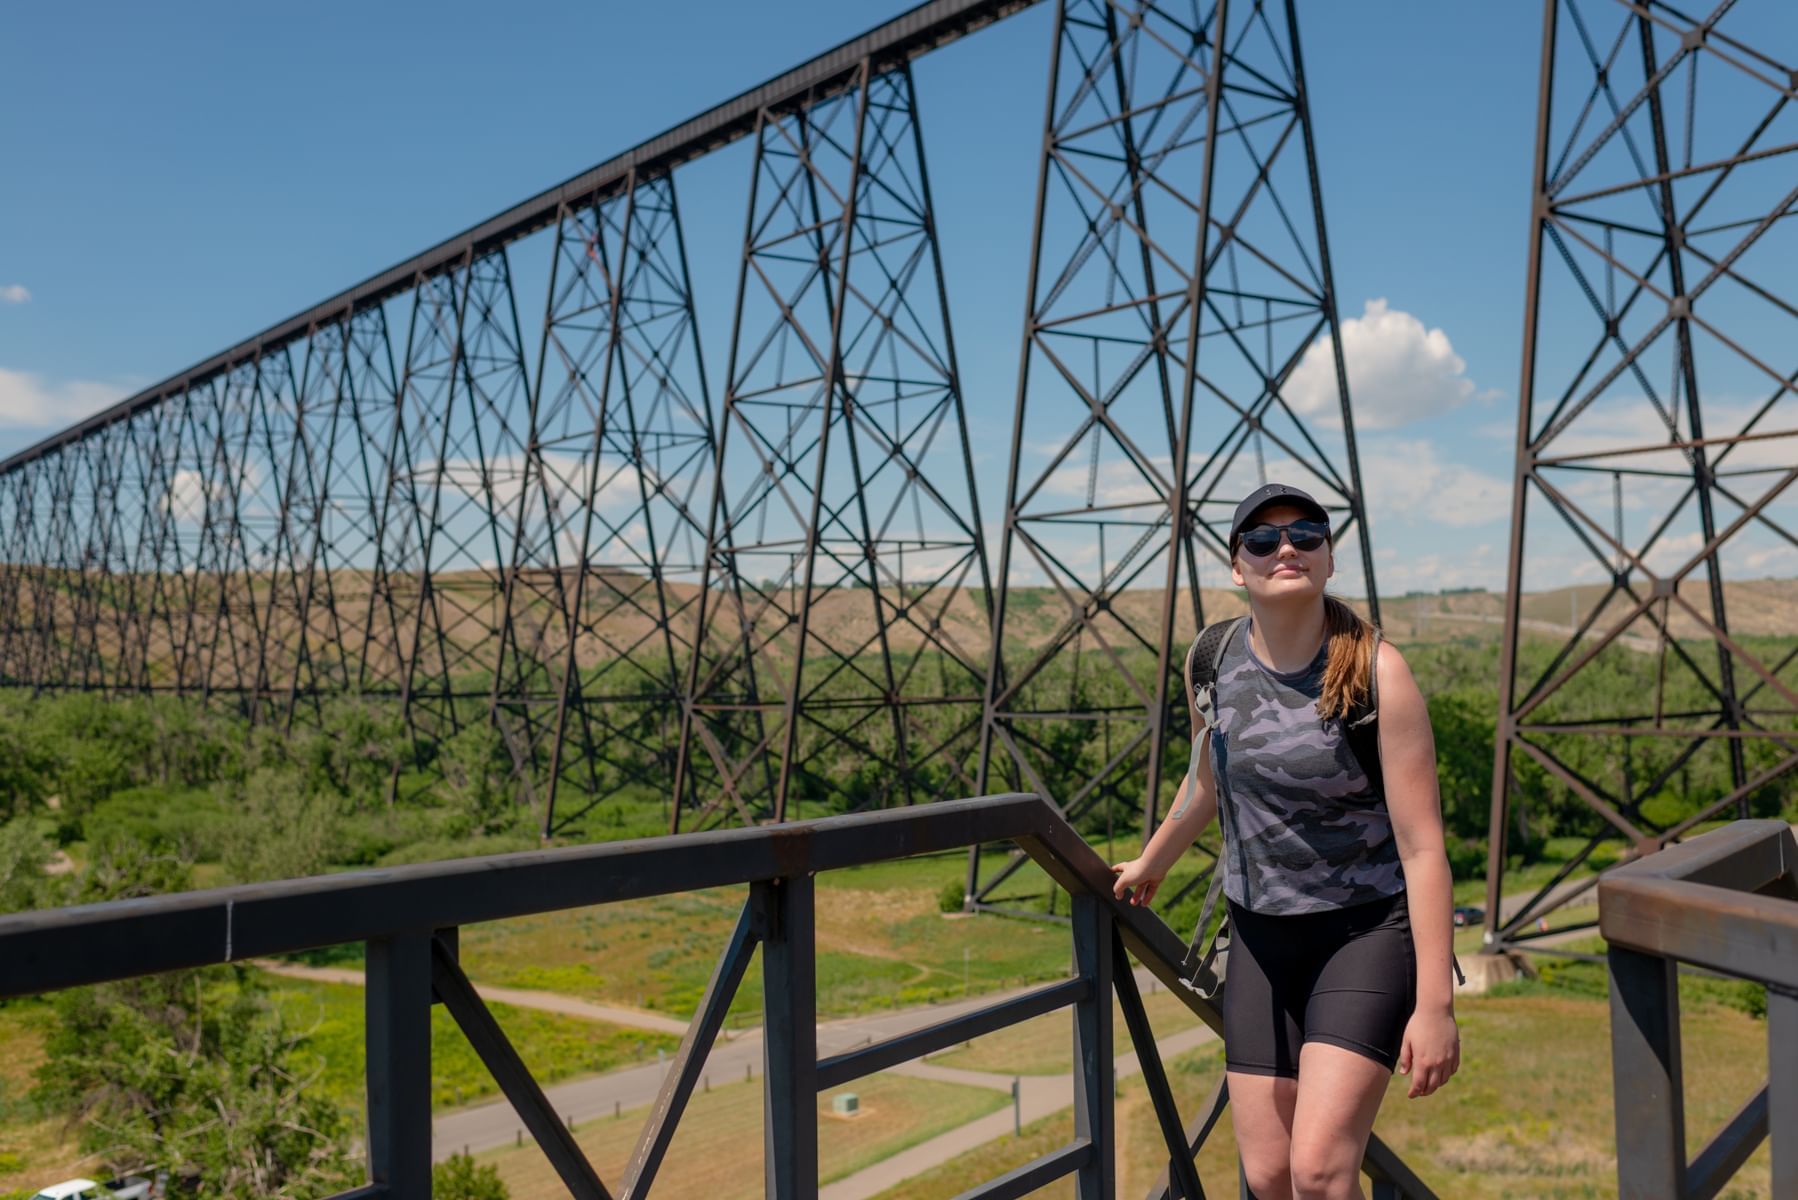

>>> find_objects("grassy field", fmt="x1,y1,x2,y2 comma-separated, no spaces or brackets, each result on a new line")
473,1070,1008,1199
266,977,679,1112
454,852,1080,1024
866,987,1776,1199
925,987,1209,1076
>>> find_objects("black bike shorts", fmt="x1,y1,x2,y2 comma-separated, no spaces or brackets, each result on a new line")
1221,891,1416,1077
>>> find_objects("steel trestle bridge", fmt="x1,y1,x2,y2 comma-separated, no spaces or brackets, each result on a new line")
1,0,1794,953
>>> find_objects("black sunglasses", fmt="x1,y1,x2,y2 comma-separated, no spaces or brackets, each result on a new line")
1236,518,1330,557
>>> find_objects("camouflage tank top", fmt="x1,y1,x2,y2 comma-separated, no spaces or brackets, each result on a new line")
1206,623,1405,915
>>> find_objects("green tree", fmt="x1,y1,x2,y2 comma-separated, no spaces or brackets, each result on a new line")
434,1151,509,1200
1426,689,1495,841
438,722,515,835
0,817,61,915
36,968,360,1197
0,710,53,821
220,769,339,885
35,831,359,1196
77,827,194,905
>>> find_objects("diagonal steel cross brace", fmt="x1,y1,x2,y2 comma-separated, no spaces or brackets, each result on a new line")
429,933,614,1199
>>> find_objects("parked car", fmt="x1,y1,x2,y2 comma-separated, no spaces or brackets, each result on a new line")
1452,904,1484,928
31,1176,154,1200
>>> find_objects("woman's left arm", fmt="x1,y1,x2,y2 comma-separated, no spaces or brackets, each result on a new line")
1376,642,1461,1099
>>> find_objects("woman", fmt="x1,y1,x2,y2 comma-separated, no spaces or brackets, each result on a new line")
1112,483,1459,1200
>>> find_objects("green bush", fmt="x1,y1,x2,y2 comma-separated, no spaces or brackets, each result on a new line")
0,710,53,821
220,769,340,884
86,785,234,863
1445,837,1486,880
0,817,61,915
433,1151,508,1200
438,723,515,836
76,827,192,904
937,878,965,913
1729,980,1767,1020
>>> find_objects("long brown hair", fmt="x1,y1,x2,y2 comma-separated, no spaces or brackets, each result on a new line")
1318,594,1378,720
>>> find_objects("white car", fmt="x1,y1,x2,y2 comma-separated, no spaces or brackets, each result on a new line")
32,1177,153,1200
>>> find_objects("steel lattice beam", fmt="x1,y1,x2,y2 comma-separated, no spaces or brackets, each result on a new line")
1486,0,1798,953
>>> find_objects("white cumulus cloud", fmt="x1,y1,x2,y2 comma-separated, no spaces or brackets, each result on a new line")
1287,299,1483,430
0,368,122,427
0,285,29,304
1358,438,1511,529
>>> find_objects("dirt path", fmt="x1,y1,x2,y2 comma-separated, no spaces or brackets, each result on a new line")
251,960,693,1036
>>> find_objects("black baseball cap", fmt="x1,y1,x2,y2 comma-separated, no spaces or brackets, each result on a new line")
1228,483,1330,551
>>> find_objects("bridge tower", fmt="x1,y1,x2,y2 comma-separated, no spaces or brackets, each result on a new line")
973,0,1379,908
1487,0,1798,951
495,171,717,836
672,59,993,829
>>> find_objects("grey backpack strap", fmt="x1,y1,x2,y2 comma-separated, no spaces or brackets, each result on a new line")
1176,617,1245,995
1187,616,1246,729
1180,858,1229,995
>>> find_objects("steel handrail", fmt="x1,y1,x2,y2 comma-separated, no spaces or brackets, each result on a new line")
0,793,1437,1198
1598,819,1798,1198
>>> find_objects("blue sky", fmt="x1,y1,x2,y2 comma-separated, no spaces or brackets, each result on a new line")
2,2,1792,596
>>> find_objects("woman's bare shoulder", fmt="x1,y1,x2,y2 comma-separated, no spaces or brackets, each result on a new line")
1374,636,1422,694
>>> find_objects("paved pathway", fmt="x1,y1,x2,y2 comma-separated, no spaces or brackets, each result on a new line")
433,969,1210,1166
819,1022,1217,1200
261,957,1214,1182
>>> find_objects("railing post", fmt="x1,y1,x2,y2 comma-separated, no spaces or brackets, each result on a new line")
1608,945,1686,1199
1771,986,1798,1197
367,930,433,1197
1071,893,1114,1198
757,875,818,1199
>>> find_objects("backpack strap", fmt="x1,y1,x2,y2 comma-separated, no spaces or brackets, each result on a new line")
1179,854,1230,991
1185,616,1247,730
1177,617,1246,986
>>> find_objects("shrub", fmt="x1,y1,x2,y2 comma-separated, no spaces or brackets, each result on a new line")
85,786,234,864
77,827,192,904
438,723,515,835
35,967,359,1196
0,818,62,915
434,1152,509,1200
1445,837,1486,880
937,878,965,913
0,711,52,821
1729,980,1767,1021
220,769,339,885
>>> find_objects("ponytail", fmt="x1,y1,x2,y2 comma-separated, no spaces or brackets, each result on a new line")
1318,595,1377,720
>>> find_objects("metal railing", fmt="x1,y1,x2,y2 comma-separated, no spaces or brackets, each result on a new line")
1600,819,1798,1199
0,794,1436,1198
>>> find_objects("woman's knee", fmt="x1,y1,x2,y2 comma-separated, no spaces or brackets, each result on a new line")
1287,1139,1360,1200
1240,1151,1293,1200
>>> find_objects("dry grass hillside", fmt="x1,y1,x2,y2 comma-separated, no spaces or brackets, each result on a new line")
7,567,1792,689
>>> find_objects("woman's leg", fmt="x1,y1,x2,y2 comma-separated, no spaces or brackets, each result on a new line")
1220,901,1308,1198
1227,1070,1298,1200
1287,1042,1390,1200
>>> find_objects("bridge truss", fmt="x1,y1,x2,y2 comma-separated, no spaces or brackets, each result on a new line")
0,0,1379,843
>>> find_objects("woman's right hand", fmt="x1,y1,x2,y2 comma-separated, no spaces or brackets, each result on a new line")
1111,858,1165,906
